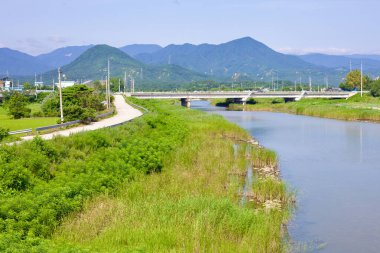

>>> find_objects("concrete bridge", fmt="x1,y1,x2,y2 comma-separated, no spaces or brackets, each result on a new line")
130,91,357,107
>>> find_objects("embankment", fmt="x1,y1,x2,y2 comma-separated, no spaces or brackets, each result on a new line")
0,98,292,252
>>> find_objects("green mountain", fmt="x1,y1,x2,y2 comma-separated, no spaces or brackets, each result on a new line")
41,45,206,89
136,37,344,84
119,44,162,57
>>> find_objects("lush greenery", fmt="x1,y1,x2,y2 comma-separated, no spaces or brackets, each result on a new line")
0,103,57,133
370,80,380,97
42,84,105,123
3,92,31,119
339,70,371,91
0,98,292,252
216,93,380,122
0,127,9,141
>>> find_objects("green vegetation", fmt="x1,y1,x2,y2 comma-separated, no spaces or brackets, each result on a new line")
0,127,9,141
370,80,380,97
339,70,371,91
42,84,105,123
3,92,31,119
0,103,57,132
0,98,292,252
217,93,380,122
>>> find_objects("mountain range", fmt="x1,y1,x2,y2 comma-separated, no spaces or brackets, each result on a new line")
41,45,206,90
299,54,380,73
1,37,380,87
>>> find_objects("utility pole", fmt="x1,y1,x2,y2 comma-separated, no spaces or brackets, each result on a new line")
118,78,121,93
107,59,110,108
361,61,363,97
58,68,64,124
309,76,312,91
124,71,127,93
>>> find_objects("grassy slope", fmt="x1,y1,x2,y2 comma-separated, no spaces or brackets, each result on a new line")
222,94,380,122
0,104,58,131
51,99,292,252
0,98,291,252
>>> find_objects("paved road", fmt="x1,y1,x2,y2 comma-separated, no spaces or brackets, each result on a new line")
21,95,142,141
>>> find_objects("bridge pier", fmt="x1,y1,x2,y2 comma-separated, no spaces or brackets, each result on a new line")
180,98,191,108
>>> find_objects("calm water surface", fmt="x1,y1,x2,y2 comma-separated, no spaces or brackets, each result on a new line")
193,101,380,253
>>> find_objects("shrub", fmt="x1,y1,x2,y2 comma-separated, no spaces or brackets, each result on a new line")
0,127,9,141
32,111,44,117
370,80,380,97
5,92,31,119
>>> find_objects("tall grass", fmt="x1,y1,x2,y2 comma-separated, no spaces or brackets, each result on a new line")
52,99,292,252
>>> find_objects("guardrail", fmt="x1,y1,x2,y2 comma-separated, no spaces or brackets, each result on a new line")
96,108,115,118
35,109,115,132
36,120,81,132
8,128,32,135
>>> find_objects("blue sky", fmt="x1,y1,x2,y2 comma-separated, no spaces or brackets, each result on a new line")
2,0,379,56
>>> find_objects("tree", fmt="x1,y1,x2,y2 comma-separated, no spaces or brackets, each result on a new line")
23,82,32,91
370,80,380,97
41,84,104,122
5,92,31,119
339,70,371,91
110,77,124,92
92,80,103,92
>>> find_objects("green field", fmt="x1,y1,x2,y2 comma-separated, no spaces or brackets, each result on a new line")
0,104,58,131
217,94,380,123
0,98,292,252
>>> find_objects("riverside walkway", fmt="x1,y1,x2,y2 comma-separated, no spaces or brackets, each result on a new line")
21,95,142,141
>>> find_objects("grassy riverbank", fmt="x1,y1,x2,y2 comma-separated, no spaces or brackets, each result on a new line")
216,94,380,122
0,98,292,252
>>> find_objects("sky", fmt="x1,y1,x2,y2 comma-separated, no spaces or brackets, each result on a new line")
1,0,379,56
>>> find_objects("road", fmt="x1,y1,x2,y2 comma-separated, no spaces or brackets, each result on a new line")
21,95,142,141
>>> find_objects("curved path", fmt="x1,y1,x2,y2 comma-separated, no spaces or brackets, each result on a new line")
21,95,142,141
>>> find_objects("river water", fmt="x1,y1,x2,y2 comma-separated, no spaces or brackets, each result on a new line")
192,101,380,253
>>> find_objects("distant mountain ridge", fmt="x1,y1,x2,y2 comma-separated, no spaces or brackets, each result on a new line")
119,44,162,57
0,44,162,77
298,53,380,74
41,45,206,90
36,45,94,69
135,37,337,83
0,48,50,76
2,37,380,85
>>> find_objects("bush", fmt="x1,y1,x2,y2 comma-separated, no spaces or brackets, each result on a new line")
272,98,284,104
0,99,188,249
0,127,9,141
370,80,380,97
5,92,31,119
32,111,44,117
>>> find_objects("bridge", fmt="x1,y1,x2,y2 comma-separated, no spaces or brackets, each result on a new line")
130,91,357,107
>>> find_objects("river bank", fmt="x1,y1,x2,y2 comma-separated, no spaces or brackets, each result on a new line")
199,102,380,253
213,94,380,123
0,98,293,252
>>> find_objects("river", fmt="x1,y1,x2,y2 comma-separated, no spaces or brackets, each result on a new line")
192,100,380,253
